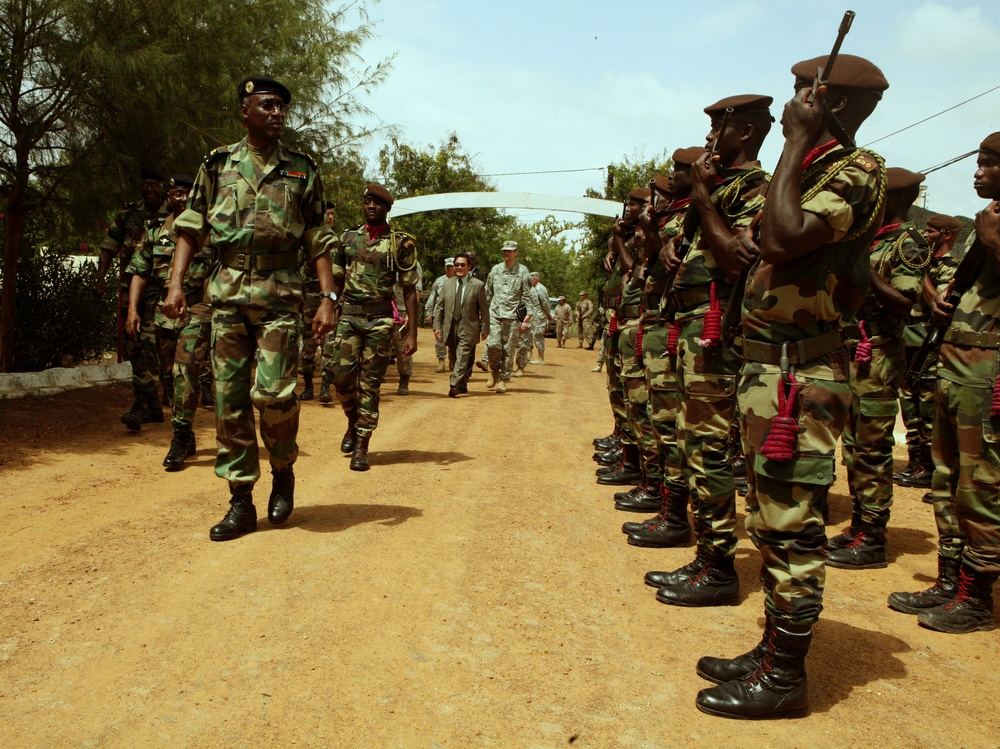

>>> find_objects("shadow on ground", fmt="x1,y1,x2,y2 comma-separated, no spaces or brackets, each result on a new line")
292,502,423,533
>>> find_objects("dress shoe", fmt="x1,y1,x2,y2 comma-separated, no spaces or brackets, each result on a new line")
350,432,371,471
448,386,459,398
210,491,257,541
163,426,196,471
268,468,294,525
656,554,740,607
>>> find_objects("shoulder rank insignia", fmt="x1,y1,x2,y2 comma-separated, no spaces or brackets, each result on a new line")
281,170,307,179
851,152,878,173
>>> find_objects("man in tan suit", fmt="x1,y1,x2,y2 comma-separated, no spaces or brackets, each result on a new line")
434,252,489,397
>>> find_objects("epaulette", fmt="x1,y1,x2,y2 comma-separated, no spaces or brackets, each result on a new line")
284,146,317,169
850,150,880,173
203,144,233,167
394,230,416,246
122,201,138,210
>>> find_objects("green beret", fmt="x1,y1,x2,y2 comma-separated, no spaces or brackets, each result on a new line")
926,214,963,233
704,94,774,118
627,187,651,202
364,183,394,206
980,132,1000,156
886,167,925,191
139,166,167,182
672,147,707,167
791,54,889,95
237,76,291,104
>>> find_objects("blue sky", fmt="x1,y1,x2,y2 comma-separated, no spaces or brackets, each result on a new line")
357,0,999,223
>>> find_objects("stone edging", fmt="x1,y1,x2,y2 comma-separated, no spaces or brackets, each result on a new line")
0,363,132,400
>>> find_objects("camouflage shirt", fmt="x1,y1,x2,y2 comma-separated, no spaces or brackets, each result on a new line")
742,145,886,364
425,274,448,317
174,137,333,313
100,200,169,289
850,221,929,343
643,201,689,317
485,261,538,320
576,297,593,321
333,223,419,305
126,213,213,309
908,242,965,325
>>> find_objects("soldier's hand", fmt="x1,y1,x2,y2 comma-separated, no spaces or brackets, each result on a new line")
781,84,826,142
725,228,761,274
162,287,186,320
603,249,615,274
314,300,338,340
931,287,955,326
402,333,418,357
659,235,681,273
690,151,717,196
124,311,141,339
433,329,442,341
95,278,106,298
611,218,629,239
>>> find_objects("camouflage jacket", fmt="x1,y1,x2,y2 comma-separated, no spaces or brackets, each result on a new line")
576,298,593,322
849,221,929,344
174,137,333,313
533,282,551,319
333,223,419,305
100,200,169,288
553,303,573,325
485,261,538,321
126,213,212,312
742,145,886,366
643,200,689,318
907,241,965,329
425,274,448,317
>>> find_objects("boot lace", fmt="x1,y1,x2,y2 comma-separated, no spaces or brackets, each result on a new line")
845,531,868,550
944,567,974,611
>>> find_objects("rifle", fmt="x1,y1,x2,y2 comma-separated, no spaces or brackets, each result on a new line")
720,9,856,347
904,231,991,389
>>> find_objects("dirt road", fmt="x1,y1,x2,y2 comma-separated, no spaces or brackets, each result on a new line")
1,329,997,747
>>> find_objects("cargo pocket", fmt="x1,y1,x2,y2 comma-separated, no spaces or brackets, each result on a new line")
858,396,899,419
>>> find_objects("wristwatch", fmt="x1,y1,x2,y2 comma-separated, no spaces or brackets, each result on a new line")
319,291,338,302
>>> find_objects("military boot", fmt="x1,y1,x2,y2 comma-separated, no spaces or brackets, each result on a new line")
120,400,147,432
319,371,333,404
826,518,888,570
596,445,642,485
594,445,623,465
200,376,215,408
695,623,811,719
697,617,774,684
826,512,862,551
614,483,661,513
897,444,933,488
397,374,410,395
209,488,257,541
350,432,371,472
645,552,707,589
163,426,196,471
622,484,686,531
656,553,740,607
340,417,358,454
436,359,447,373
917,565,997,634
268,467,294,525
593,433,618,450
627,487,692,547
300,369,315,401
888,556,960,615
892,448,920,484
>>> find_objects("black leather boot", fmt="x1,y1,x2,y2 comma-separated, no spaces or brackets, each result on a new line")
888,556,960,614
615,483,661,513
627,487,691,547
615,485,645,504
826,512,862,551
917,565,997,634
897,444,933,488
209,489,257,541
597,445,641,485
268,467,294,525
656,553,740,607
200,376,215,408
350,432,371,472
645,552,707,589
892,448,919,484
593,433,619,450
300,369,314,401
826,518,887,570
120,400,147,432
319,371,333,404
163,426,196,471
697,617,774,684
340,416,357,454
594,446,623,465
695,623,811,719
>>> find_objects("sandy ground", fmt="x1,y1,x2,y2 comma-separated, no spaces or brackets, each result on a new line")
1,327,998,748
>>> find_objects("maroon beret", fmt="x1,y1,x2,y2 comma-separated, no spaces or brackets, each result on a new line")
627,187,651,202
672,147,707,167
791,54,889,95
704,94,774,118
926,214,963,233
886,167,925,191
364,183,394,207
651,176,672,196
980,132,1000,156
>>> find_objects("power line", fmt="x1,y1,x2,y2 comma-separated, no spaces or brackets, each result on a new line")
921,149,978,176
863,85,1000,147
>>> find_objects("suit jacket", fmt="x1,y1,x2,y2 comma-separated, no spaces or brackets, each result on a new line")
434,275,489,342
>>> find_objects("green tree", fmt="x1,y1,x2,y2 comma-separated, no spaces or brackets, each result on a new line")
505,215,583,300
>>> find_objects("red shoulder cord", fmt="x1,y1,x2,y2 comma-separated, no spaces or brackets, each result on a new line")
760,372,799,462
991,374,1000,416
667,322,681,355
608,312,618,335
854,320,872,363
699,281,723,348
635,321,645,362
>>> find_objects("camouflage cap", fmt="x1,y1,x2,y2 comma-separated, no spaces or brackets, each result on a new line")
980,132,1000,156
529,272,540,279
139,166,167,182
704,94,774,119
886,167,925,191
501,240,518,252
926,214,963,232
237,76,291,104
169,174,194,189
672,147,707,167
627,187,651,202
558,296,566,301
364,183,394,206
791,54,889,96
444,257,455,266
579,290,587,296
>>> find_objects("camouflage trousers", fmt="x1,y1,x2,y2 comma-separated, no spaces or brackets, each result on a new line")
533,318,547,356
740,352,852,626
643,320,688,500
486,317,520,381
596,332,606,366
328,314,393,436
604,330,630,443
123,295,160,405
841,340,905,526
390,323,413,377
171,302,212,429
212,304,301,488
433,331,448,362
930,377,1000,572
898,345,936,453
514,323,533,369
618,319,660,483
676,313,740,558
555,320,570,346
578,319,594,346
157,324,177,403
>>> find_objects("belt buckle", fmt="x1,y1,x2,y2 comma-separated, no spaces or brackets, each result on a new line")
234,252,248,270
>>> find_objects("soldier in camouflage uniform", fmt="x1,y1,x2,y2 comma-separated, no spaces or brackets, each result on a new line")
163,77,338,541
553,297,573,346
831,168,931,569
528,273,552,364
576,292,594,348
889,133,1000,634
325,184,419,470
484,240,538,393
126,175,214,470
894,214,965,490
651,96,772,608
96,167,169,429
695,55,888,719
425,258,456,372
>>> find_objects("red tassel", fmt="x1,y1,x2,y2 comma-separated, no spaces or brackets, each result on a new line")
760,372,799,462
699,282,722,348
667,321,681,356
635,323,644,362
608,312,618,334
854,320,872,363
991,374,1000,417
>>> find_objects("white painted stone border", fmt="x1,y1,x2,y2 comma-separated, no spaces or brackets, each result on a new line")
0,362,132,400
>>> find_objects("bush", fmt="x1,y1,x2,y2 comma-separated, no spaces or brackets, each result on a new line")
10,252,117,372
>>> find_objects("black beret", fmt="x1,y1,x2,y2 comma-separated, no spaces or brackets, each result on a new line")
704,94,774,118
139,166,167,182
980,132,1000,156
365,183,394,206
672,147,707,167
237,76,291,104
886,167,925,191
791,54,889,95
169,174,194,189
926,214,963,233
